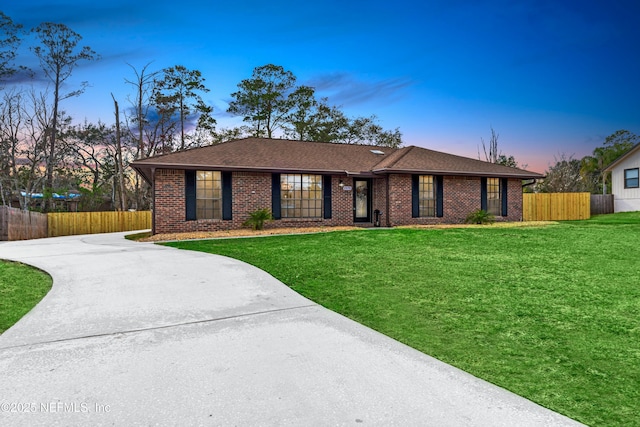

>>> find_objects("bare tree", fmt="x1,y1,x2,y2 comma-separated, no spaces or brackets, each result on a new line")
31,22,99,211
112,94,126,210
0,89,24,205
59,121,129,211
479,126,500,163
0,88,50,209
479,126,520,168
124,63,158,159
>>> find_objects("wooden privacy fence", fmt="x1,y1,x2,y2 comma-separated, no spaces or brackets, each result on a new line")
523,193,591,221
590,194,614,215
48,211,151,237
0,206,48,241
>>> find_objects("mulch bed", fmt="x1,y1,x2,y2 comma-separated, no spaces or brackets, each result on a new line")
137,221,555,242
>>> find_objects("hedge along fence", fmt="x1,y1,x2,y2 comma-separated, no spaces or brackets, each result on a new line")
522,193,591,221
0,206,48,241
48,211,151,237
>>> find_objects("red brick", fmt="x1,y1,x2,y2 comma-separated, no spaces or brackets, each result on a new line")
153,170,524,234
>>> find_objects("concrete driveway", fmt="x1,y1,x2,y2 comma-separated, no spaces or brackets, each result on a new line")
0,232,584,426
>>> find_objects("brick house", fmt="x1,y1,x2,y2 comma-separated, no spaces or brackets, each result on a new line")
131,138,543,234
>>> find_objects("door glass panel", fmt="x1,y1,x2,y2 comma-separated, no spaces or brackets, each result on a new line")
355,180,368,218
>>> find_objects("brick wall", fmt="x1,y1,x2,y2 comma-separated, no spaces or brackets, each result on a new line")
442,176,482,223
386,174,524,225
154,169,186,234
324,176,355,226
154,169,524,234
387,174,412,226
155,170,276,233
232,172,272,228
372,177,388,226
505,178,524,221
155,170,364,234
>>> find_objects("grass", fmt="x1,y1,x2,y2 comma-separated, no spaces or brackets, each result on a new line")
164,213,640,427
0,260,52,334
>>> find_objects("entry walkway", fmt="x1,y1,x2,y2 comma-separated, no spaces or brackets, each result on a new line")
0,232,583,426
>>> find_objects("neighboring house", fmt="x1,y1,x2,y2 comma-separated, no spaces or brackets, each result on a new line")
604,143,640,212
131,138,543,234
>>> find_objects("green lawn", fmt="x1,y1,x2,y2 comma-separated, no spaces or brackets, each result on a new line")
0,261,52,334
165,213,640,427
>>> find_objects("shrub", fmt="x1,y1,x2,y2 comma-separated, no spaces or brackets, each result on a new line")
465,209,495,225
242,208,273,230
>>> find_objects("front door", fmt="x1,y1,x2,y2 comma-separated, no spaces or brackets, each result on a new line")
353,179,371,222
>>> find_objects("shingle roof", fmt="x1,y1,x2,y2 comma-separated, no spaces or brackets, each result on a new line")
131,137,543,182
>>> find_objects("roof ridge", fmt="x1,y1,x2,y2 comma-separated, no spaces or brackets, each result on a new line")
372,145,415,170
253,137,403,149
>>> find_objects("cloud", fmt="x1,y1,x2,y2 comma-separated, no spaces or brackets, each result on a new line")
4,1,152,29
2,67,47,86
304,73,413,107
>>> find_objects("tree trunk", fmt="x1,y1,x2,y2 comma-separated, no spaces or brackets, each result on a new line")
45,69,61,213
112,94,127,211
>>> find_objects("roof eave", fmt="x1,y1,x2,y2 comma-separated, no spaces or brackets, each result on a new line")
372,168,544,179
130,164,153,185
129,162,375,176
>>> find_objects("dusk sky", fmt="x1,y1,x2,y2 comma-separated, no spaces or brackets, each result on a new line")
3,0,640,173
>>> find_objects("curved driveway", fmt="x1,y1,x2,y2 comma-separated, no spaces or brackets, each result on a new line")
0,232,583,426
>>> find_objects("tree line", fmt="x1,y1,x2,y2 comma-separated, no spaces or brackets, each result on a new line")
0,14,402,212
1,13,636,213
479,126,638,194
536,130,638,194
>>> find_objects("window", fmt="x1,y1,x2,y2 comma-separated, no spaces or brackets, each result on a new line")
280,174,323,218
624,168,639,189
412,175,443,218
196,171,222,219
486,177,501,216
418,175,436,217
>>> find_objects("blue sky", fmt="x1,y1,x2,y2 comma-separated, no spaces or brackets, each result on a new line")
3,0,640,173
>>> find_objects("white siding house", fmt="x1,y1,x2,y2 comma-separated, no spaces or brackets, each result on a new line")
605,144,640,212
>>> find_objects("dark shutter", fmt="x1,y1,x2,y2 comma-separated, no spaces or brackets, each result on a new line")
436,175,444,217
480,177,488,211
185,170,196,221
411,175,420,218
271,173,281,220
222,171,232,220
323,175,332,219
501,178,508,217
